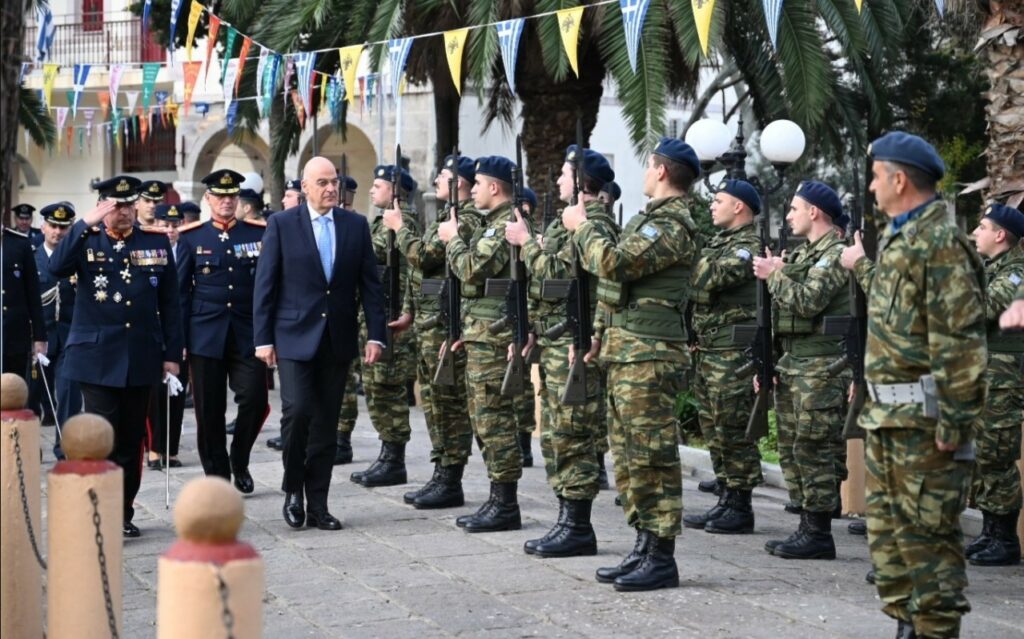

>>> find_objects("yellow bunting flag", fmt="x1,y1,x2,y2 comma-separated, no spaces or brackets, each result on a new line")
691,0,716,57
42,63,59,107
186,1,203,61
337,44,364,104
443,28,469,95
854,0,863,12
555,7,585,78
320,73,328,112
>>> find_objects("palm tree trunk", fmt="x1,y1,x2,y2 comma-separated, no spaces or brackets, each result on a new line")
1,0,28,222
981,0,1024,208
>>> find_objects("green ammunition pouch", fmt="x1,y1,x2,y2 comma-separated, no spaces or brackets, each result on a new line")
987,329,1024,353
773,259,847,336
610,301,686,340
780,334,844,358
697,324,750,349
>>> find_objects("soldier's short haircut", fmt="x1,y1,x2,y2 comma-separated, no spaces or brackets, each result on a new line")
581,175,605,197
651,155,696,192
989,220,1021,246
884,161,936,193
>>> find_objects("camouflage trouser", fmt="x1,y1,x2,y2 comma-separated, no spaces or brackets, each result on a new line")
536,342,602,501
418,326,473,467
694,349,763,490
970,387,1024,514
866,427,970,639
774,380,802,505
607,359,685,539
337,364,360,433
777,372,847,513
362,330,417,444
514,380,536,435
594,367,610,455
465,341,522,482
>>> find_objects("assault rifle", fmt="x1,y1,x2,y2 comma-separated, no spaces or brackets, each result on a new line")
485,136,531,396
542,171,555,232
381,144,403,362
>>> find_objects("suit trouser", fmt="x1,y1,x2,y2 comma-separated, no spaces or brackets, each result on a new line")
148,360,188,457
191,330,269,479
79,383,151,523
278,329,350,513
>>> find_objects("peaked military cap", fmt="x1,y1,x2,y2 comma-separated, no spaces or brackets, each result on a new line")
717,179,762,215
373,165,417,193
653,137,701,177
40,202,76,226
795,180,843,221
177,201,201,217
522,187,538,210
139,180,167,201
565,145,615,188
983,202,1024,239
95,175,142,202
155,203,184,222
868,131,945,181
442,154,476,183
12,203,35,219
201,169,245,195
600,181,622,202
285,178,302,192
474,156,515,185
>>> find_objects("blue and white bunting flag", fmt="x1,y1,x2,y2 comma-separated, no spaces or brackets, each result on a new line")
495,18,525,96
387,38,414,102
255,49,269,118
620,0,651,73
293,52,317,116
142,0,153,39
762,0,784,49
169,0,183,63
934,0,944,16
35,4,55,62
71,64,91,118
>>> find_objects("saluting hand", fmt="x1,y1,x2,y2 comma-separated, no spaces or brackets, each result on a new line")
504,208,531,247
840,231,867,271
83,200,118,227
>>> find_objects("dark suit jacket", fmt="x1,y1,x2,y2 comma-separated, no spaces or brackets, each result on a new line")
34,245,75,358
2,229,47,353
253,204,386,362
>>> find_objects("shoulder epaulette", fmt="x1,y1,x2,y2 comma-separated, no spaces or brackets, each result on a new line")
178,220,205,234
3,227,28,238
243,218,267,228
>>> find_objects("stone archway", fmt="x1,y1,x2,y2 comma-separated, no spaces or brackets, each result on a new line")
179,124,271,202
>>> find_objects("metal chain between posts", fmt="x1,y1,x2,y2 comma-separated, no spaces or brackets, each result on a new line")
88,489,119,639
10,428,47,570
215,569,236,639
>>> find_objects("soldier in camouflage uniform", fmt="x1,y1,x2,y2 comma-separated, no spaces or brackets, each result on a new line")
506,145,620,558
1000,281,1024,328
563,138,700,591
754,180,850,560
841,132,986,639
436,155,524,533
965,203,1023,567
382,154,483,509
683,179,763,534
349,165,421,488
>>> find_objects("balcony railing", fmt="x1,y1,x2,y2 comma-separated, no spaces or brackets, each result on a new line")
24,16,165,67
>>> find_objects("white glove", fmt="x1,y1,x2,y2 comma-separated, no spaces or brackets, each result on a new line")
163,372,184,397
34,353,51,368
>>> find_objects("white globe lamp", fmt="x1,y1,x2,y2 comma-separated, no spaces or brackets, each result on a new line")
684,119,733,163
760,120,806,165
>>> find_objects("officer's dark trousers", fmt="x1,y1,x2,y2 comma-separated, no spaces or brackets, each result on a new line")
79,383,151,523
2,349,30,380
148,361,188,457
191,331,269,479
278,329,350,514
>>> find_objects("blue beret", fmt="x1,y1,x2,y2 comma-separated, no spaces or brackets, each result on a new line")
373,165,416,193
285,179,302,192
443,155,476,183
522,187,538,210
201,169,245,195
869,131,945,181
474,156,516,185
653,137,701,177
238,188,262,203
177,201,201,216
95,175,142,202
984,203,1024,239
795,181,843,221
833,212,851,231
154,204,184,222
717,179,761,215
40,202,75,225
139,180,167,201
600,181,622,201
12,203,35,218
565,146,615,188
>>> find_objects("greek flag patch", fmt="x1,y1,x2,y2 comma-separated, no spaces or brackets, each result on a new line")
640,224,660,240
484,228,496,238
1010,273,1022,286
814,257,831,268
736,248,752,261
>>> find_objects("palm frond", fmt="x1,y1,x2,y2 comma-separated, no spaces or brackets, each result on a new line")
19,87,56,148
776,0,833,130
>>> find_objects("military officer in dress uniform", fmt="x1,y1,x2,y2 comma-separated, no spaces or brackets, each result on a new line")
48,175,183,538
12,204,44,248
177,170,269,494
136,180,167,226
2,212,47,378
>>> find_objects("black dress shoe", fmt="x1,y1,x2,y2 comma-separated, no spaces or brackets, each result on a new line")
283,492,305,528
267,436,283,451
233,467,255,494
147,457,163,470
123,522,141,538
306,511,343,530
167,457,183,468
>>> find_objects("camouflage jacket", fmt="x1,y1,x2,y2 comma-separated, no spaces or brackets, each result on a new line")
371,204,420,345
689,222,759,345
858,198,987,446
574,195,699,364
983,243,1024,388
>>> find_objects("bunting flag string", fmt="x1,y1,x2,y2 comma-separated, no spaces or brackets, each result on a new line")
442,29,469,95
221,27,239,85
36,4,55,62
555,7,585,78
71,64,91,118
169,0,184,63
186,0,204,62
293,51,318,116
142,0,153,39
235,36,254,95
262,54,282,116
223,59,239,109
141,63,161,111
126,90,139,114
255,49,270,117
42,63,59,107
338,45,364,105
204,15,222,84
495,18,525,96
182,61,202,115
691,0,717,57
55,107,68,140
620,0,651,73
109,64,126,108
97,91,110,120
762,0,784,49
387,38,414,102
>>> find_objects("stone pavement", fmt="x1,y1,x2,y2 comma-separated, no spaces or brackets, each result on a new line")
36,387,1024,639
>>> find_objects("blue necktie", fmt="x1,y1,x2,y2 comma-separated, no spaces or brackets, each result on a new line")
316,215,333,280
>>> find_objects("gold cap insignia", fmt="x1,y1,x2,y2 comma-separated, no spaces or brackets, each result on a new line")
169,206,178,216
220,174,233,185
116,179,130,192
718,181,727,190
148,183,160,193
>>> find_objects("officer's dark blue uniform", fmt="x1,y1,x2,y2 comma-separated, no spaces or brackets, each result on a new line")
13,203,44,247
48,175,183,537
2,225,46,377
177,169,269,493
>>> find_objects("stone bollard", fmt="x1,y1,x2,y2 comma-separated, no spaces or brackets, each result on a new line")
158,477,264,639
1,373,43,639
48,413,123,639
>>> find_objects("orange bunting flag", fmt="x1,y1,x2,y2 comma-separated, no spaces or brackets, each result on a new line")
204,15,221,84
291,89,306,129
182,60,201,115
97,91,110,120
140,112,149,143
235,36,253,95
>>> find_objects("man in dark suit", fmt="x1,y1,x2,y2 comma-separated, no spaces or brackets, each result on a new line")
49,176,183,538
254,156,387,530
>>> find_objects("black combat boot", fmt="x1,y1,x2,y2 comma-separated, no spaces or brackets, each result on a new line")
784,501,803,514
698,478,724,496
683,489,728,530
464,482,521,533
765,511,808,554
596,529,650,583
414,464,466,510
519,432,534,468
705,489,755,534
613,534,679,592
534,499,598,558
866,568,876,584
964,510,994,557
350,443,386,484
358,441,408,487
774,511,836,559
406,379,417,406
524,497,565,555
832,483,843,519
597,454,610,490
404,462,442,504
334,431,353,465
969,510,1021,566
896,619,917,639
456,496,493,528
